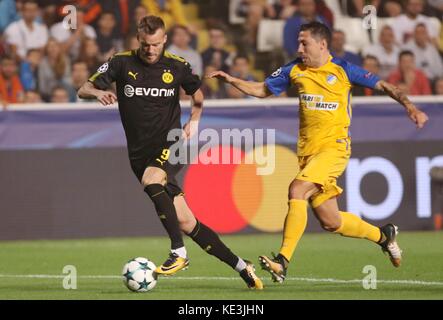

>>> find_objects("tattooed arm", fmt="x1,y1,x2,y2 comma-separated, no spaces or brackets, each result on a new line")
375,80,429,129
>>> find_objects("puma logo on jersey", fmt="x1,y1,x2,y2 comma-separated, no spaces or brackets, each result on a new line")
128,71,138,80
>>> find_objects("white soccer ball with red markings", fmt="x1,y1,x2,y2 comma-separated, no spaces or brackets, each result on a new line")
122,257,157,292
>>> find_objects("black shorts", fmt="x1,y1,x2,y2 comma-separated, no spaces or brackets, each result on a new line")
130,143,184,198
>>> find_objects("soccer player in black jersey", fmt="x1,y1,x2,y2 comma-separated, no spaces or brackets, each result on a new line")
78,15,263,289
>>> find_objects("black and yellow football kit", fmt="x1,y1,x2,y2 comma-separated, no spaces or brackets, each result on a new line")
89,49,201,196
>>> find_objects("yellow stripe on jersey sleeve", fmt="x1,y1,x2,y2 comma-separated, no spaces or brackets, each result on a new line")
114,50,134,57
164,51,186,63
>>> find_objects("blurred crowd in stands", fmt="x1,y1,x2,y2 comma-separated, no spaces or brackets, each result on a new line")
0,0,442,107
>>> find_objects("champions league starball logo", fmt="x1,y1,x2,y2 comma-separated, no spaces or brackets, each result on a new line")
271,68,282,78
97,63,109,74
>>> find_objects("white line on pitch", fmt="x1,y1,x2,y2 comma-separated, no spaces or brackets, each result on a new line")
0,274,442,286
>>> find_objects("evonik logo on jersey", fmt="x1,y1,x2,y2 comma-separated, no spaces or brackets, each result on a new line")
124,84,175,98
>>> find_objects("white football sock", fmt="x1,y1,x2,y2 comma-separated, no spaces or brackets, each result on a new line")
235,258,247,272
171,247,187,259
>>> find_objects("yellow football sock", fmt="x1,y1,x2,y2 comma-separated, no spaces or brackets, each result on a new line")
279,199,308,261
334,211,381,243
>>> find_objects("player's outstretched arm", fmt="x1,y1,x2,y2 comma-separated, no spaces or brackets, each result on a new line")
182,88,204,140
206,70,272,98
78,81,117,106
375,80,429,129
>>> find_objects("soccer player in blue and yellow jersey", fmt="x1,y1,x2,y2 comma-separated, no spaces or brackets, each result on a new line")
208,22,429,283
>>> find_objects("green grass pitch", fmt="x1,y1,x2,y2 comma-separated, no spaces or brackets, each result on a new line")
0,232,442,299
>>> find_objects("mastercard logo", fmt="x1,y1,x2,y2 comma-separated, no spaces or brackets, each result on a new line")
183,145,300,233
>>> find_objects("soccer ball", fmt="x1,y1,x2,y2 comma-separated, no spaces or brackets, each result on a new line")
122,257,157,292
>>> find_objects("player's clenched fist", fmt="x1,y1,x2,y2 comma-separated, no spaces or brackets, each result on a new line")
407,108,429,129
96,91,117,106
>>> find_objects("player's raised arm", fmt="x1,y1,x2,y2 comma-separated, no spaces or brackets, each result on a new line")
78,54,121,106
206,70,272,98
78,81,117,106
336,58,429,129
375,80,429,129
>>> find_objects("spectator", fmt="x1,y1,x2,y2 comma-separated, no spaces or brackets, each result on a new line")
264,0,297,20
353,55,384,96
201,65,228,99
391,0,440,45
235,0,265,48
226,55,257,99
142,0,199,49
24,90,42,103
50,86,70,103
0,0,20,33
4,0,49,61
283,0,330,57
71,61,89,91
167,25,203,77
201,26,233,73
125,34,140,51
129,5,149,34
330,30,362,66
340,0,382,18
439,21,443,54
20,48,42,91
403,23,443,81
38,0,59,28
78,38,103,74
380,0,403,17
56,0,102,26
95,11,124,61
71,61,93,101
50,8,97,61
387,50,432,95
315,0,334,28
0,35,6,57
99,0,142,37
0,55,25,105
363,25,400,79
38,38,72,101
434,77,443,94
141,0,188,31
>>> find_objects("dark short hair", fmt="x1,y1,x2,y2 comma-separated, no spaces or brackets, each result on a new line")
208,25,226,34
137,15,165,35
0,54,15,63
51,86,68,94
415,22,427,30
399,50,414,60
300,22,332,48
22,0,38,7
332,29,345,35
171,25,190,36
72,60,88,67
100,11,116,19
363,55,380,67
233,54,250,64
26,48,41,56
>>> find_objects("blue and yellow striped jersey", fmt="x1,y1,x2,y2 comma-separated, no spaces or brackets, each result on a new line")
265,55,380,156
